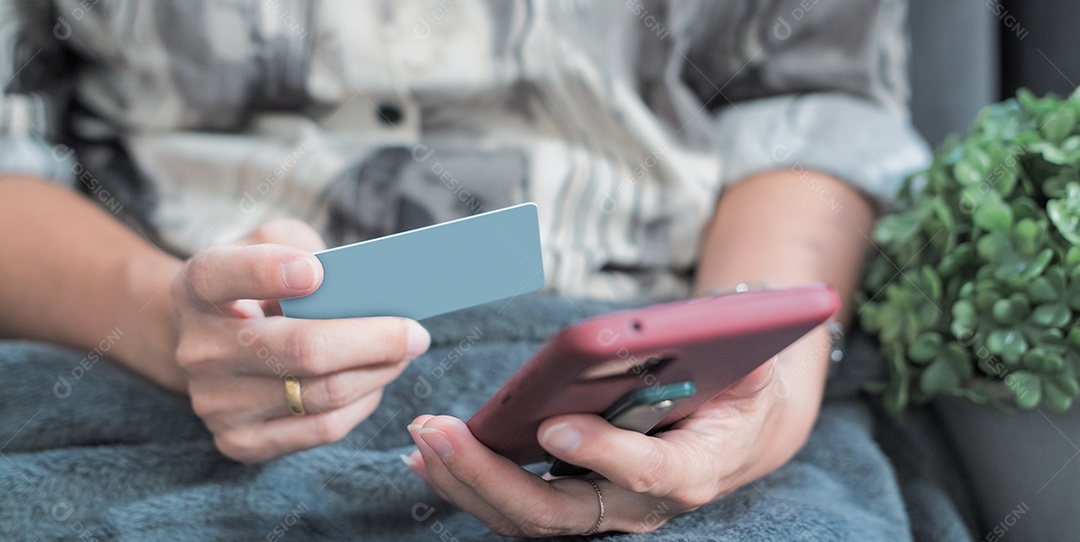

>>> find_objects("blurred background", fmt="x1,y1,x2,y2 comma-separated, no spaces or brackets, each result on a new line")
909,0,1079,146
909,2,1080,541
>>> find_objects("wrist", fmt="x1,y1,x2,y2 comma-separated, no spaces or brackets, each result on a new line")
116,246,187,393
757,326,831,459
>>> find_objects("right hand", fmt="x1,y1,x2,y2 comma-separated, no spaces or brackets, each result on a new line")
170,219,430,462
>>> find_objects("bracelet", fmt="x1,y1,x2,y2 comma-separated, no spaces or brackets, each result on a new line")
826,320,845,379
703,283,846,376
705,281,775,297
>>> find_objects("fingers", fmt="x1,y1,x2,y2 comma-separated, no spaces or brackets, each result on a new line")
720,356,778,398
214,389,384,463
176,219,419,464
192,364,410,430
191,218,326,313
537,415,714,509
187,316,429,461
181,244,322,308
408,420,513,531
403,415,436,483
408,416,600,537
408,415,671,536
227,317,430,377
289,365,409,416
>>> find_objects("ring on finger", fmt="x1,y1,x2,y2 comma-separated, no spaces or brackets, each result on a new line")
284,375,306,416
582,478,605,536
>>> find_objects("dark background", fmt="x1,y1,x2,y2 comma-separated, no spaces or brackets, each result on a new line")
908,0,1078,147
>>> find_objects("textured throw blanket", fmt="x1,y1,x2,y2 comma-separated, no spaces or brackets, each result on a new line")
0,293,974,541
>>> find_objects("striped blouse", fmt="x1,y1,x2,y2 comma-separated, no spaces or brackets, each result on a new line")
0,0,928,300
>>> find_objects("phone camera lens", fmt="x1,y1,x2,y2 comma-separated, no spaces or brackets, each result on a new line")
650,399,674,413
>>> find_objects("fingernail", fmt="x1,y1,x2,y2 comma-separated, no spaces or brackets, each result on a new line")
751,357,779,394
418,428,453,459
407,323,431,359
407,424,423,433
282,257,317,291
400,453,418,468
540,422,581,455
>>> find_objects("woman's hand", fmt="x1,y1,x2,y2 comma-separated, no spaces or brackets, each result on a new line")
402,168,870,536
172,219,431,462
404,327,830,536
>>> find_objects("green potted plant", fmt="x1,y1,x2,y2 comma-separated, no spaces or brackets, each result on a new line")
860,88,1080,413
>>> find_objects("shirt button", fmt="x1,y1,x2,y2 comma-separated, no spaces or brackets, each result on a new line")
376,103,404,125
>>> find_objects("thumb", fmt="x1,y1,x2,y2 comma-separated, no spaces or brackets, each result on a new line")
720,357,778,399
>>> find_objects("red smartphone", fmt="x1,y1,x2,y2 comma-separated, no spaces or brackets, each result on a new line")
466,284,840,465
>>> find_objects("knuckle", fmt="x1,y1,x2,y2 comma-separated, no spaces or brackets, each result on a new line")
514,499,562,538
248,247,283,292
182,251,217,305
189,394,218,420
174,346,201,371
286,330,324,374
485,519,524,538
309,412,351,444
214,432,261,463
174,337,219,372
169,271,190,304
669,487,712,510
387,319,413,361
627,449,666,494
519,520,561,538
316,372,354,411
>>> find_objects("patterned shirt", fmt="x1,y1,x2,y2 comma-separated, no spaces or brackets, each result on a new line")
1,0,928,300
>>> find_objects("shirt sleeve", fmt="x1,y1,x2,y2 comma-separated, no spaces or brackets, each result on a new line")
684,0,930,207
0,0,76,185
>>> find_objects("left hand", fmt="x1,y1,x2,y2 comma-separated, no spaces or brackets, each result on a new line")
404,328,831,537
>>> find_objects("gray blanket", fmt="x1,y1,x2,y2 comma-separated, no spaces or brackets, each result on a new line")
0,294,974,541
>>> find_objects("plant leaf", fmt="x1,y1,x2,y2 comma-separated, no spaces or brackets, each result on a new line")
920,357,961,394
908,332,943,364
1047,183,1080,244
1008,371,1042,408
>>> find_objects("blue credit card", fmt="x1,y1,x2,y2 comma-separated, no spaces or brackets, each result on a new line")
280,203,545,321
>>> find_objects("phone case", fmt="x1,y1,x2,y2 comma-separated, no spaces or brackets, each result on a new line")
466,284,840,464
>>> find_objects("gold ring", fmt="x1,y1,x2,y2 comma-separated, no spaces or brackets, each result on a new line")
582,478,605,536
284,375,306,416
